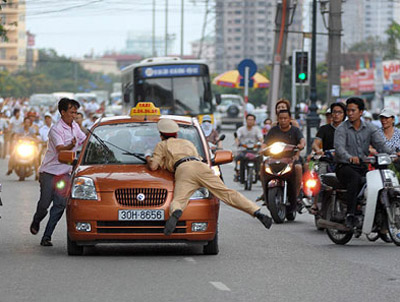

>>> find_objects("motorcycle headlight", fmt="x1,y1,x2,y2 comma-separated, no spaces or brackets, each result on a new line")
269,142,286,155
16,143,35,158
377,154,391,166
280,165,292,175
265,166,273,175
190,188,210,200
71,177,98,200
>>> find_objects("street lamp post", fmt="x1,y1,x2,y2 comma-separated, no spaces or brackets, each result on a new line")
306,0,321,154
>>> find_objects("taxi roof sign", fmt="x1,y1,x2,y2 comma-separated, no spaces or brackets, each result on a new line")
130,102,161,117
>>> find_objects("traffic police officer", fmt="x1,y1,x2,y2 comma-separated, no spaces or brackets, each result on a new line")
146,119,272,235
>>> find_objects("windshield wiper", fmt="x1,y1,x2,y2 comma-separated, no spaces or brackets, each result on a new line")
86,128,114,163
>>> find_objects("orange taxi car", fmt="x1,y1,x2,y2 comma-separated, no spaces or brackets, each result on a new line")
59,103,232,256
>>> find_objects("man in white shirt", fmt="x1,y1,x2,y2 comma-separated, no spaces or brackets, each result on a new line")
39,113,53,142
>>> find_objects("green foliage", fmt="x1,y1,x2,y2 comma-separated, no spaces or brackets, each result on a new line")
0,48,121,97
348,21,400,60
0,0,7,40
385,21,400,59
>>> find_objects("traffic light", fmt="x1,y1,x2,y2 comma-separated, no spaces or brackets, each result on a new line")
295,51,309,84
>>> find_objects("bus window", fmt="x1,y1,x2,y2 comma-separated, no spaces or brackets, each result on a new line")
136,78,174,112
173,77,211,115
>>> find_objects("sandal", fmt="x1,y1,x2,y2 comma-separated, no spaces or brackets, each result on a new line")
310,205,319,215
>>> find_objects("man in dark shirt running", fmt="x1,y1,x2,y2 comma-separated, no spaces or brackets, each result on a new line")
262,110,305,214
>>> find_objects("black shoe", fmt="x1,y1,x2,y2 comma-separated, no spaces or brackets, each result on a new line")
345,214,355,229
164,210,183,236
254,209,272,229
233,174,239,182
256,194,264,202
40,238,53,247
30,220,40,235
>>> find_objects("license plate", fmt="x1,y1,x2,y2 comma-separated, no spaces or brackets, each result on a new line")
118,209,165,221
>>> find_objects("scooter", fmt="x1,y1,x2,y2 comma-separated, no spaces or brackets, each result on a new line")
238,141,261,191
261,142,299,223
208,134,225,154
302,149,335,229
317,153,400,246
13,137,39,181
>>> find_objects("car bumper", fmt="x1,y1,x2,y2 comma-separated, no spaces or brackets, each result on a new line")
66,197,220,244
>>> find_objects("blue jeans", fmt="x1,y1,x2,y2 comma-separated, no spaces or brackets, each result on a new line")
33,172,71,240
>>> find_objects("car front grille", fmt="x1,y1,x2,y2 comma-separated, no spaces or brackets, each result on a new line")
97,221,186,234
115,188,167,207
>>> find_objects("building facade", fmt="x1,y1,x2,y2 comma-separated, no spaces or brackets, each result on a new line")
0,0,26,72
215,0,304,73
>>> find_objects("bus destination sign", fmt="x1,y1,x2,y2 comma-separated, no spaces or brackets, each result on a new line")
142,64,202,78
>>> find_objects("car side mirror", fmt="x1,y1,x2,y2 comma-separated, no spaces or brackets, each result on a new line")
212,150,233,166
58,150,77,166
215,94,221,105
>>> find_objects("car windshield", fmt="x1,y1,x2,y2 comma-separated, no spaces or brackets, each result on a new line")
220,98,241,106
82,122,205,165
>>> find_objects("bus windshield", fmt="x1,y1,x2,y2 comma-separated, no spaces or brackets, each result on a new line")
133,64,212,116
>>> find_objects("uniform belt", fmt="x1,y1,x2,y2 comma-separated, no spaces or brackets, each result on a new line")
174,156,200,171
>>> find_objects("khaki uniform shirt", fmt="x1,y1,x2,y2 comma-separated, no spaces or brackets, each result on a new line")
149,138,200,172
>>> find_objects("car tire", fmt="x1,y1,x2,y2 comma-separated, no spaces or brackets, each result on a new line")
203,228,219,255
67,235,84,256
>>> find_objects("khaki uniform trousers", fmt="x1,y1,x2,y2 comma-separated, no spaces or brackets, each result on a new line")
170,161,260,216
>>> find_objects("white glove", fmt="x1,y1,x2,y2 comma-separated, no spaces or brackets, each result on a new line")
145,149,153,158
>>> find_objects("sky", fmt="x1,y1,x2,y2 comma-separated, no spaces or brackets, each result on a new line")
25,0,213,58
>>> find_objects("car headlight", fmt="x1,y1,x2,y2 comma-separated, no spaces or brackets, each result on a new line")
16,143,35,158
269,142,286,155
71,177,98,200
190,188,210,200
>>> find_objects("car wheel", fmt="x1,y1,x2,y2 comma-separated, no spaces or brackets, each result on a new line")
67,235,84,256
203,228,219,255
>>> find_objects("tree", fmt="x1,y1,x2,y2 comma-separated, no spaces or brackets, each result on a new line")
348,36,386,56
385,21,400,59
0,0,7,40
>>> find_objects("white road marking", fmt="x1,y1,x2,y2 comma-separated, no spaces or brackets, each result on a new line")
184,257,196,263
210,281,231,292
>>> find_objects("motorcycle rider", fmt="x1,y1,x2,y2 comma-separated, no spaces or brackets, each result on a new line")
262,110,305,213
6,116,40,179
201,115,222,149
312,102,346,170
334,97,395,229
309,102,346,214
234,114,263,182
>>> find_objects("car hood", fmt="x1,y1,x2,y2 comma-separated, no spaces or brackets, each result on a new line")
74,165,174,192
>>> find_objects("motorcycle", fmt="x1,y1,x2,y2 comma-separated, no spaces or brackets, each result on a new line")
261,142,299,223
317,153,400,246
13,137,39,181
208,134,225,154
237,141,261,191
302,149,335,229
208,134,226,181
